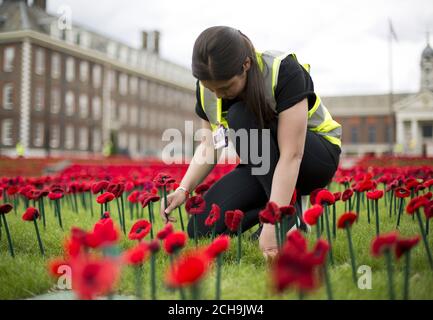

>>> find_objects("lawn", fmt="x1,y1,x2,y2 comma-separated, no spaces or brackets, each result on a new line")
1,181,432,300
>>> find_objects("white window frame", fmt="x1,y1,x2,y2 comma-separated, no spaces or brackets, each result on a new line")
92,65,102,89
92,96,102,120
92,128,101,151
65,91,75,116
35,87,44,111
35,48,45,75
79,61,89,82
79,94,89,118
65,125,75,149
3,47,15,72
50,125,60,148
51,53,61,79
3,84,13,110
50,88,61,114
78,127,89,150
1,119,13,145
33,122,44,147
66,57,75,82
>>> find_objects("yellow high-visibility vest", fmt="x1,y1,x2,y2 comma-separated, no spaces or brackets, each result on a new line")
199,50,342,148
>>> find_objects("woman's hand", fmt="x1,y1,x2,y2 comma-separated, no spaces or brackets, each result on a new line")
259,223,279,262
160,190,188,223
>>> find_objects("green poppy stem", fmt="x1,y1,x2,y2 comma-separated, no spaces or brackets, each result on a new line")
39,199,46,229
89,192,94,217
396,198,404,228
150,253,156,300
375,200,380,236
120,193,126,225
33,218,45,256
323,206,334,265
316,223,320,240
237,225,242,264
388,190,394,218
115,198,125,234
148,206,154,240
332,204,336,239
356,191,361,221
216,254,222,300
367,199,371,224
56,200,63,230
163,185,169,222
345,225,357,284
415,210,433,269
1,214,14,257
178,206,185,231
323,259,333,300
191,283,200,300
193,215,198,247
384,249,395,300
211,224,216,241
134,265,143,299
403,251,411,300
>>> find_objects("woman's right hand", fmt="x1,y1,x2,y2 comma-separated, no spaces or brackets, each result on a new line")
160,190,188,223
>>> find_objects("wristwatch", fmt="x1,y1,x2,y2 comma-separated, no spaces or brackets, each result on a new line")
175,186,190,198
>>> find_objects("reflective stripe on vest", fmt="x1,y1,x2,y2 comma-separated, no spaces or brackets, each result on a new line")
199,50,342,148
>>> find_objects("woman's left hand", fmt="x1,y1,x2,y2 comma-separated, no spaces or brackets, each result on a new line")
259,223,278,262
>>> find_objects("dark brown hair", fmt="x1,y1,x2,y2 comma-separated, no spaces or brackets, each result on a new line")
191,26,275,128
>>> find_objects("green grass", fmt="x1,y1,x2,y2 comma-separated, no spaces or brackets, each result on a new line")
1,184,432,300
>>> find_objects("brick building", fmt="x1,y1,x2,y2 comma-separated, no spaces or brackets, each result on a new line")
0,0,198,158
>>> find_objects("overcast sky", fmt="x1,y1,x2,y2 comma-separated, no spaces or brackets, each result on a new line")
47,0,433,96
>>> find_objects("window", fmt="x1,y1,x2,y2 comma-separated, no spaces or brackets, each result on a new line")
140,108,147,128
92,96,102,120
1,119,13,145
109,70,116,91
129,105,138,126
129,77,138,95
65,125,75,149
78,127,88,150
120,103,128,124
92,65,102,88
119,74,128,95
35,87,44,111
50,125,60,148
35,48,45,75
51,89,61,114
3,47,15,72
33,123,44,147
65,91,75,116
129,134,137,153
422,124,433,138
139,80,148,100
3,84,13,110
110,100,117,121
351,127,359,143
385,126,393,143
92,128,101,151
51,53,61,79
118,132,128,149
79,61,89,82
79,94,89,118
66,57,75,82
367,125,376,143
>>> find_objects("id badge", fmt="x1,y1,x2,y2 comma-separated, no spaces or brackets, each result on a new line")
212,124,228,149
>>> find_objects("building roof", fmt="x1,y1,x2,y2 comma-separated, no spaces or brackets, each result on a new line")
322,93,412,117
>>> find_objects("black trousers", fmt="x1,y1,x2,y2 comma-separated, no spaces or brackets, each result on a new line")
187,102,341,238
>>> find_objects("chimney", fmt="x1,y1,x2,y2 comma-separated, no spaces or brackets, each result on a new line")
141,31,148,50
153,30,160,55
33,0,47,11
